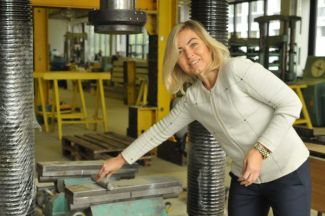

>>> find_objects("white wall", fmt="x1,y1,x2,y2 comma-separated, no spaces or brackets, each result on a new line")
48,19,69,56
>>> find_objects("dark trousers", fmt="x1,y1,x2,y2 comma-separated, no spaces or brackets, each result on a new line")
228,160,311,216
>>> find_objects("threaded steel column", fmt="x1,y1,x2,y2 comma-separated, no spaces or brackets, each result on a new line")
0,0,35,215
187,121,226,216
191,0,229,45
188,0,229,215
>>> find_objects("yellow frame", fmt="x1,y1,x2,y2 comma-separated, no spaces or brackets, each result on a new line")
289,84,313,128
31,0,99,9
32,0,178,133
34,72,111,139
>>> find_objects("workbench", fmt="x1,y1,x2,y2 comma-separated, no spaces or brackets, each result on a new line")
306,142,325,158
34,71,111,139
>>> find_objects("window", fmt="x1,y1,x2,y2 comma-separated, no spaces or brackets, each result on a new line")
229,18,234,26
318,7,325,16
236,16,242,24
236,4,242,14
228,0,280,39
251,1,257,13
269,20,280,36
320,26,325,37
267,0,280,15
250,31,258,37
85,25,112,62
229,4,234,23
229,4,234,17
128,31,149,59
316,1,325,55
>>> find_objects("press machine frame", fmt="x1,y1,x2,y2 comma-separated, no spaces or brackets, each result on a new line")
31,0,178,130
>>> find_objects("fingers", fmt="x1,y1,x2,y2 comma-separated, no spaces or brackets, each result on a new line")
239,161,259,186
238,148,264,187
238,159,253,186
238,172,258,187
96,166,112,181
96,156,125,181
96,166,105,181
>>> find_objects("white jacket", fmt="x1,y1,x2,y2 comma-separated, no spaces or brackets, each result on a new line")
122,57,309,183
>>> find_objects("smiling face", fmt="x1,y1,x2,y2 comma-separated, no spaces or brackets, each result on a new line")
176,28,212,77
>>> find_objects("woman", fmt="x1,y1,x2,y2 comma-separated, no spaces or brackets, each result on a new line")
97,20,311,216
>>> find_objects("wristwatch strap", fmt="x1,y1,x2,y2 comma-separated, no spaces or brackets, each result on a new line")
254,143,270,159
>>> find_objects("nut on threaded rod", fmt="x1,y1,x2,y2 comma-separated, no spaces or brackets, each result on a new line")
89,0,146,34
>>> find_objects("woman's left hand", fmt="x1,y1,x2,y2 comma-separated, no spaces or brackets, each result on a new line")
238,148,264,187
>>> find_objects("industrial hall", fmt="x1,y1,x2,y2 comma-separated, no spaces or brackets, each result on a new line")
0,0,324,215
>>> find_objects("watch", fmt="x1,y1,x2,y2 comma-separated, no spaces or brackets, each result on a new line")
254,143,270,159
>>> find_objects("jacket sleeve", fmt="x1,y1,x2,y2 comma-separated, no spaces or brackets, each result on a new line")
233,58,302,152
121,95,194,164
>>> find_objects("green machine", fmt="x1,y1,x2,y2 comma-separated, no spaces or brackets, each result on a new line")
90,198,168,216
301,56,325,127
42,190,169,216
40,177,178,216
37,160,182,216
42,193,69,216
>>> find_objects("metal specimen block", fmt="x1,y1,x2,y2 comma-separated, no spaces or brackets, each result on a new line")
65,176,183,210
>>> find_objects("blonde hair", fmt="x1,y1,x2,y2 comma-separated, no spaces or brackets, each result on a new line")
162,20,230,94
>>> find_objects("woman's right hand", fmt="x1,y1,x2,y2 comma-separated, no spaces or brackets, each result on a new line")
96,154,126,181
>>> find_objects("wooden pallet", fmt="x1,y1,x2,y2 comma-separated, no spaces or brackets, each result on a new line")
62,132,152,165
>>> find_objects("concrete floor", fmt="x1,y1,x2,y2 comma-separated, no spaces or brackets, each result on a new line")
35,89,321,216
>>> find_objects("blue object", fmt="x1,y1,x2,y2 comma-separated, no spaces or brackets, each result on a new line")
90,197,169,216
44,178,169,216
44,193,70,216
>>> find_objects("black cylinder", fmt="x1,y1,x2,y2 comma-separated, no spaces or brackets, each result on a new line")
0,0,35,215
187,121,226,216
188,0,229,215
191,0,229,45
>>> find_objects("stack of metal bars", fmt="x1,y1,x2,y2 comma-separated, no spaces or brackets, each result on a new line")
37,160,139,182
65,176,183,210
0,0,34,215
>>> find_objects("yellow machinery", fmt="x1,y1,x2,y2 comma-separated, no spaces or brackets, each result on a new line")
32,0,178,136
32,2,179,213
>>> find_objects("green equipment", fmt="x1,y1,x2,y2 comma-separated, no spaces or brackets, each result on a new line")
36,161,182,216
90,197,168,216
301,56,325,126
